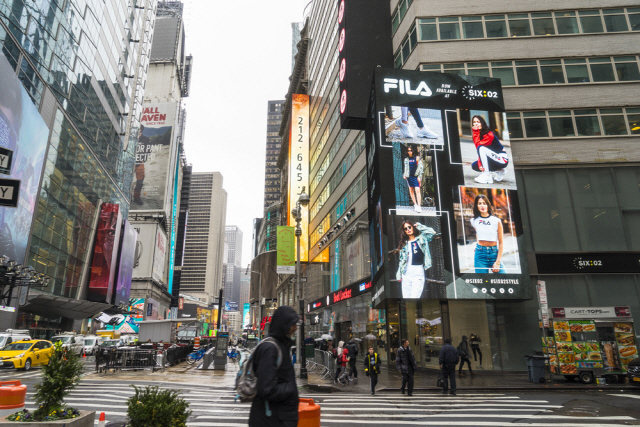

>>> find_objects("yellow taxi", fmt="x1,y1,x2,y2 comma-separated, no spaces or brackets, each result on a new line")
0,340,54,370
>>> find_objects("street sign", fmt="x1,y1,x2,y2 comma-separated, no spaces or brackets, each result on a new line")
0,147,14,175
0,178,20,208
307,313,321,325
289,276,307,284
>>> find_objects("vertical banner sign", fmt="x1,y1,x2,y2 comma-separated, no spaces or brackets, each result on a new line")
243,303,250,328
0,53,49,264
332,239,341,291
132,102,177,212
537,280,549,328
114,220,138,307
167,142,181,294
277,226,296,274
88,204,123,303
288,94,309,261
152,227,167,284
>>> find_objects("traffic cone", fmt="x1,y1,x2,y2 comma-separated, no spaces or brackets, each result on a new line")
82,350,86,358
98,412,106,427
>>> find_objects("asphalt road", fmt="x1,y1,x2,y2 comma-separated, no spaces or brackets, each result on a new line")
3,365,640,427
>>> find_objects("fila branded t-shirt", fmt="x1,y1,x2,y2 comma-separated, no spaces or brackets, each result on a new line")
408,240,424,265
470,215,500,242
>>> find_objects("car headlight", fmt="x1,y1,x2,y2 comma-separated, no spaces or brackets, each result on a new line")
17,353,25,358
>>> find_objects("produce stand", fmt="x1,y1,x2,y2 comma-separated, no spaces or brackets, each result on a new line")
542,306,638,384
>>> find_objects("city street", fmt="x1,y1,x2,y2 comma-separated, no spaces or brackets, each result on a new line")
3,362,640,426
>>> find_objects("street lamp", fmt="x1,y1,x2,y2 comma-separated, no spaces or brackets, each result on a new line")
292,186,310,379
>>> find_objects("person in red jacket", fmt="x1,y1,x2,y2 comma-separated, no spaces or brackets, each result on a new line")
471,115,509,185
337,348,351,385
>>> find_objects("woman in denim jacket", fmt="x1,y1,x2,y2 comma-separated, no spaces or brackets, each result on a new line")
390,221,437,298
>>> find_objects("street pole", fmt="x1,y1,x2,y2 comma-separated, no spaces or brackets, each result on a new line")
258,272,262,339
293,186,309,379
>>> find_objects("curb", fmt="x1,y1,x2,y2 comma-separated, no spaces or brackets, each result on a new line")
303,383,639,393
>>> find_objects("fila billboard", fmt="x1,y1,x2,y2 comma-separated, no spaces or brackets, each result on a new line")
367,68,531,304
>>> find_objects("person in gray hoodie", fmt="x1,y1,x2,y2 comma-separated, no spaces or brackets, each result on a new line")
458,335,474,377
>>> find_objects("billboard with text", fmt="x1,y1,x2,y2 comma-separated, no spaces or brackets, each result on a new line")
288,94,309,261
367,69,530,303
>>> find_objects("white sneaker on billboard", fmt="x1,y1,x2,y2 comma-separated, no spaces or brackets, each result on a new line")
474,172,493,184
417,127,438,138
396,119,414,138
494,169,505,181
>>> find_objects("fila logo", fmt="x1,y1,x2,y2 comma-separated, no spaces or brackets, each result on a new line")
383,78,432,96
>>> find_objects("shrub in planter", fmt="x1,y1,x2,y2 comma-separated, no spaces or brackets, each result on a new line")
126,386,191,427
5,342,85,422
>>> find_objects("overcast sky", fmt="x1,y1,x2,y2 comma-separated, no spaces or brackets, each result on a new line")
180,0,309,265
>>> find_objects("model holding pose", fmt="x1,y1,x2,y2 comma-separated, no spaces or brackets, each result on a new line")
471,115,509,185
397,107,439,139
403,145,423,212
470,194,505,274
391,220,437,298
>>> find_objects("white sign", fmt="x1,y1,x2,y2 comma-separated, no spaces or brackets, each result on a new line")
153,228,167,284
536,280,547,304
556,306,622,319
537,280,549,327
278,266,295,274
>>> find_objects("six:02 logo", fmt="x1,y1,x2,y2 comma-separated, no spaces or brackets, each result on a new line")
461,85,499,100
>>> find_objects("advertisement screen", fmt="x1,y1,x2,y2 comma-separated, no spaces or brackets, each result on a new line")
288,94,309,261
87,204,123,303
132,103,177,211
367,68,530,302
114,220,137,307
225,301,238,312
243,303,250,328
0,53,49,264
152,227,167,284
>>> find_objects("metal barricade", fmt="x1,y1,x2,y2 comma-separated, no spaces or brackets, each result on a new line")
96,348,164,373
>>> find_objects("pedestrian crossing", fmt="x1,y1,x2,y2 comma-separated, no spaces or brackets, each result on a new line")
11,379,639,426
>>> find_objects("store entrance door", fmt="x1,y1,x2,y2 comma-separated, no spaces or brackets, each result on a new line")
337,321,352,345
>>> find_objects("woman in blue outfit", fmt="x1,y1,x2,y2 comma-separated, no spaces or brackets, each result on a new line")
470,194,505,274
403,145,423,212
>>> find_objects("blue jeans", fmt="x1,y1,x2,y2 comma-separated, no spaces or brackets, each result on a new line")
474,244,505,274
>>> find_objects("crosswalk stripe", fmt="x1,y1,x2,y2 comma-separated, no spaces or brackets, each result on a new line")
192,414,633,420
322,422,635,426
608,393,640,400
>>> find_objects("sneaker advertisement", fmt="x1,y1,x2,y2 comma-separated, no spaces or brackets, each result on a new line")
366,68,531,303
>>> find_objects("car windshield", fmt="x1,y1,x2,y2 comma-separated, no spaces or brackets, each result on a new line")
53,336,71,343
102,341,120,347
0,337,6,348
2,343,33,351
84,339,95,346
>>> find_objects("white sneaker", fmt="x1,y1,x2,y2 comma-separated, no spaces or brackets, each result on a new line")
416,127,438,138
416,205,421,213
474,172,493,184
494,169,505,182
396,119,414,138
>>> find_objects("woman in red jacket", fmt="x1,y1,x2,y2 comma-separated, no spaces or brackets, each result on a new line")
337,348,351,385
471,115,509,185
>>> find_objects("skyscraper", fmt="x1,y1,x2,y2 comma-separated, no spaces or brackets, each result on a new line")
264,100,284,209
224,226,243,305
180,172,227,303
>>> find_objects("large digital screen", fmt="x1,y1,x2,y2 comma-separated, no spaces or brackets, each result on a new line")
0,53,49,264
131,103,177,212
114,220,137,307
288,94,309,261
87,204,123,303
367,69,530,303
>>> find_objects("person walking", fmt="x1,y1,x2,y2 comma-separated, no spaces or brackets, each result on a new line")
346,338,359,382
396,339,418,396
469,333,482,369
439,338,459,395
337,347,351,385
248,305,300,427
458,335,474,377
333,340,345,384
364,347,381,395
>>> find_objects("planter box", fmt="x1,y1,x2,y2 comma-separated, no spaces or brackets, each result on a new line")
0,411,95,427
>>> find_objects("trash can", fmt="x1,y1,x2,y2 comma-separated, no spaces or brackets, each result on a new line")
525,355,547,383
305,344,315,359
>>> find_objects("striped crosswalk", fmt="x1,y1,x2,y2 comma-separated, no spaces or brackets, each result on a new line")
7,379,637,426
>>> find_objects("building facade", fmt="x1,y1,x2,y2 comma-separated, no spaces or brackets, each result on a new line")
0,0,157,335
264,100,284,209
180,172,227,303
299,0,640,374
223,225,243,305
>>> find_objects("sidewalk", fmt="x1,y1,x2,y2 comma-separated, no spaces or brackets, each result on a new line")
301,365,638,392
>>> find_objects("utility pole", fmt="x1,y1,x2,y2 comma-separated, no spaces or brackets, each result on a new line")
292,187,309,379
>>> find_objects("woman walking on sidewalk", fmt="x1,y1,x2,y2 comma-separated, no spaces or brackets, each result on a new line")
333,341,345,384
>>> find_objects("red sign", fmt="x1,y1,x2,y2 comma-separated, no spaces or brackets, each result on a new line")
333,288,352,303
178,298,184,310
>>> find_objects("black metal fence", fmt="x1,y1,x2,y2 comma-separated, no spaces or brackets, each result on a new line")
95,345,193,373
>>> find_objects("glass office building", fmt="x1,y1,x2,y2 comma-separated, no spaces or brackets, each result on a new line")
0,0,156,333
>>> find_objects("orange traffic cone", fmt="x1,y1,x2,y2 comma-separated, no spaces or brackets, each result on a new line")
82,350,86,358
98,412,106,427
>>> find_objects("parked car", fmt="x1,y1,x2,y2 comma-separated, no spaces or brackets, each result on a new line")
51,334,84,355
98,339,124,358
0,340,53,370
0,330,31,349
627,358,640,386
81,335,100,355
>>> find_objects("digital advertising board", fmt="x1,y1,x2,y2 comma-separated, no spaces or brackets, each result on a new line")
87,204,123,303
132,103,177,212
288,94,309,262
367,68,530,304
114,220,137,307
0,52,49,264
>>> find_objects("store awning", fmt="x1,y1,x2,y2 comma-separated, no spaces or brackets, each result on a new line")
21,294,112,320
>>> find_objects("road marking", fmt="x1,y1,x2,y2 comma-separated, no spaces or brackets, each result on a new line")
608,393,640,400
192,414,633,420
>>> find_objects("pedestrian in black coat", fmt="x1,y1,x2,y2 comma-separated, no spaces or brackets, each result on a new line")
346,338,359,381
458,335,474,377
395,339,418,396
439,338,459,395
249,305,300,427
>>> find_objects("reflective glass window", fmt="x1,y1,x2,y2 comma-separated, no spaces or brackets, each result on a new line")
439,20,461,40
515,61,540,85
485,16,507,37
589,59,616,82
614,57,640,81
555,12,579,34
523,113,549,138
548,111,575,137
578,11,604,33
600,110,628,135
419,19,437,41
603,9,629,32
540,60,565,84
574,110,601,136
532,14,555,35
508,14,531,36
462,17,484,39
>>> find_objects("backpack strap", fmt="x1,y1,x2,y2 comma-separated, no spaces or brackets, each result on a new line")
260,337,283,368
